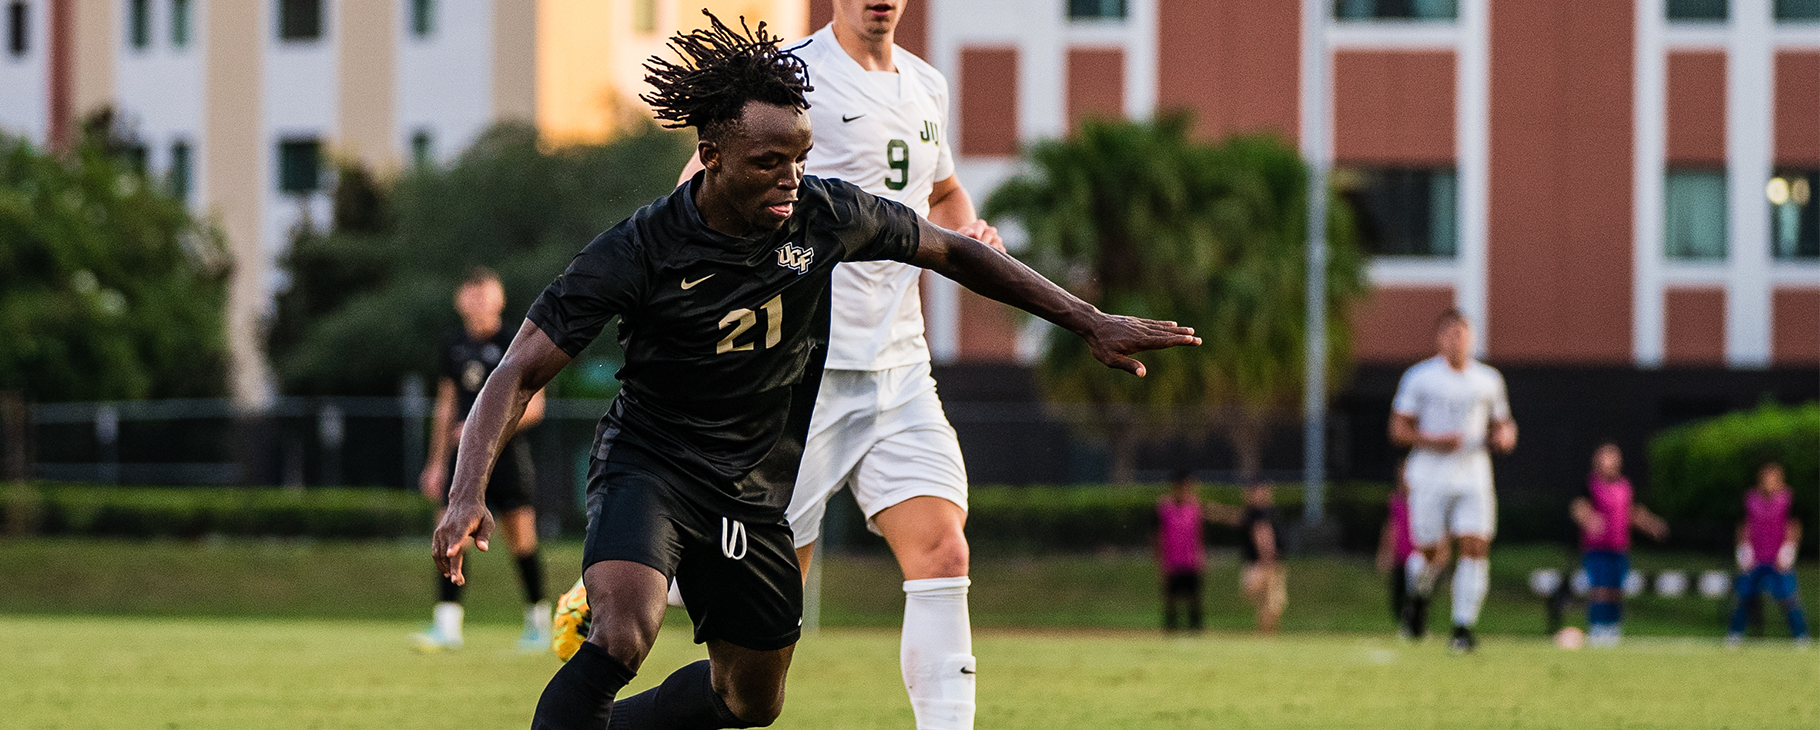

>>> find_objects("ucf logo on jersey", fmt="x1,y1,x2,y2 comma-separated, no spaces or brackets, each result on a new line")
775,242,813,273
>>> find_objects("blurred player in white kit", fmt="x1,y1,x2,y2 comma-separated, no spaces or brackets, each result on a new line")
680,2,1000,726
1390,309,1516,653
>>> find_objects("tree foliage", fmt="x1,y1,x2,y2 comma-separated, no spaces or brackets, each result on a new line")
984,114,1367,481
270,122,695,396
0,124,229,401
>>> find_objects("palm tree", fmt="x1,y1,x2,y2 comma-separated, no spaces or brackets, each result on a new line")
985,113,1366,483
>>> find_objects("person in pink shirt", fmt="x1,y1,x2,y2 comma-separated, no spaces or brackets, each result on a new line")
1157,470,1211,632
1568,442,1667,647
1726,462,1809,646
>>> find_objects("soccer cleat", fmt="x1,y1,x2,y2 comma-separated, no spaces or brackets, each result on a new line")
518,601,554,653
1448,625,1477,654
1793,636,1811,650
552,578,592,662
1723,632,1744,649
1401,597,1430,641
411,626,464,652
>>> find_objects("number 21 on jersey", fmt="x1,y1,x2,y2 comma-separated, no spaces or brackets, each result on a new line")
716,295,783,354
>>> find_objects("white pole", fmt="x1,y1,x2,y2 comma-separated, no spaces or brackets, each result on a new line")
1299,0,1331,525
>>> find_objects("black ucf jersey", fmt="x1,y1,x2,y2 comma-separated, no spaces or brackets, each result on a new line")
527,173,922,517
440,326,517,421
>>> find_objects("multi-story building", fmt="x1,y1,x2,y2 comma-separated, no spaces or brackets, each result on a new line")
0,0,806,407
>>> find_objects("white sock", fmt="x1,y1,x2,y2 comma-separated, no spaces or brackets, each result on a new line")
526,601,552,633
433,601,464,640
1451,557,1489,627
902,577,975,730
1405,552,1433,595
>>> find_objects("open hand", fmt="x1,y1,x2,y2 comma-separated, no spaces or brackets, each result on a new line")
954,219,1005,252
431,500,495,586
1082,314,1201,377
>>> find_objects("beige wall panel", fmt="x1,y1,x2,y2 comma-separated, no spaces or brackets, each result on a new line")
338,0,398,167
494,0,538,122
72,0,116,118
205,0,271,406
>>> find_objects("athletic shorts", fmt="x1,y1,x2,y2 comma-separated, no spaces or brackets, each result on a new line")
786,361,968,548
1407,481,1496,546
442,435,534,513
1164,571,1203,597
581,454,802,652
1582,550,1630,591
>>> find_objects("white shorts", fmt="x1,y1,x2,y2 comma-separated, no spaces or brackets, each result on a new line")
787,361,968,549
1408,481,1497,547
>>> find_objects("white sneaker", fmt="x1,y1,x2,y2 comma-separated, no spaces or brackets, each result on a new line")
412,626,464,652
518,601,553,653
1723,632,1744,649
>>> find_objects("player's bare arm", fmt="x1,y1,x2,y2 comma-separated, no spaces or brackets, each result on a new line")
927,174,1003,251
1631,505,1668,542
1389,413,1462,452
419,378,458,499
1489,417,1518,454
433,321,572,585
908,218,1199,376
1570,497,1605,537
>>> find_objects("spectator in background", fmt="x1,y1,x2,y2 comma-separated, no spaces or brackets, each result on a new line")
1569,442,1668,648
1156,470,1208,632
1237,482,1287,634
1379,460,1450,638
1727,462,1810,647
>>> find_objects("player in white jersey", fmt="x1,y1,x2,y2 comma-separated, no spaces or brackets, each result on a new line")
1389,309,1517,653
678,3,999,727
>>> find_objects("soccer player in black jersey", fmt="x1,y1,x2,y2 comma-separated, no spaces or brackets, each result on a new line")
431,15,1199,729
414,267,550,652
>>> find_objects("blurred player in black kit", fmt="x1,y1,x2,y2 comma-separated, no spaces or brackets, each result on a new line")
416,267,550,652
431,14,1200,729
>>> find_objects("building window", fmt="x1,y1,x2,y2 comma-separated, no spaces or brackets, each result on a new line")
410,130,433,168
1665,169,1727,260
278,138,322,193
633,0,656,33
168,140,192,202
7,1,26,57
1335,167,1457,257
1778,0,1820,20
171,0,190,47
279,0,323,41
128,0,150,49
1770,170,1818,259
1067,0,1126,20
1667,0,1727,20
1335,0,1458,20
411,0,434,37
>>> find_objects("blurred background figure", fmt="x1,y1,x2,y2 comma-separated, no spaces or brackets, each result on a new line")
1727,462,1810,648
1379,459,1450,639
1569,441,1668,648
1390,310,1517,653
1155,470,1208,632
414,267,549,652
1237,482,1286,635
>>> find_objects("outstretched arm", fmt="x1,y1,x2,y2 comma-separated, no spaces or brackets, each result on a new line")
907,219,1200,375
432,320,573,585
1630,504,1669,542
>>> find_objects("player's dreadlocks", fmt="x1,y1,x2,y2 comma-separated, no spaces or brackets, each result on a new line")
641,11,813,145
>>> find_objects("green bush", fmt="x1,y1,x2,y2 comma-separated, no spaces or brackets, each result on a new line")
1649,402,1818,550
0,484,435,539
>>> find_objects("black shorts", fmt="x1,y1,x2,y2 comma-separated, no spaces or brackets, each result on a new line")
1164,571,1203,597
443,436,535,513
582,454,802,652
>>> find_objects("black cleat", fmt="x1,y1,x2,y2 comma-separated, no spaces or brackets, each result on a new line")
1449,625,1477,654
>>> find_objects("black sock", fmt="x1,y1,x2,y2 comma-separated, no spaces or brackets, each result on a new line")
607,660,753,730
518,551,546,604
532,641,637,730
438,573,463,604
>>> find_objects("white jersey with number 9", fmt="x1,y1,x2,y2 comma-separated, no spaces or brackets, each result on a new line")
796,23,956,371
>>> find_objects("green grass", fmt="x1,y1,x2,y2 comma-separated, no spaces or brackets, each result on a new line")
3,538,1812,637
1,616,1814,730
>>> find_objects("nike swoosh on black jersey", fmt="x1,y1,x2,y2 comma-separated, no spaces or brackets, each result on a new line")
841,114,865,123
681,274,714,289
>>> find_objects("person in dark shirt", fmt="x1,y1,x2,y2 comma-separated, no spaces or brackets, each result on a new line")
1238,482,1287,634
414,267,549,652
431,14,1199,730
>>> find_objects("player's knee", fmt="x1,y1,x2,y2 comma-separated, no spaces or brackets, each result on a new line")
922,529,969,577
1458,538,1490,558
586,620,657,671
722,686,785,727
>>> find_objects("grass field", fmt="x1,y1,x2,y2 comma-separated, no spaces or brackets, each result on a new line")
2,615,1815,730
4,538,1812,637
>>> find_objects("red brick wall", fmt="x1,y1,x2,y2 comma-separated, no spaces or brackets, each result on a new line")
1775,52,1820,166
1351,287,1456,364
1334,51,1455,165
1666,51,1726,165
1067,48,1125,134
1773,289,1820,366
959,47,1020,156
1664,288,1726,366
1156,0,1299,142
